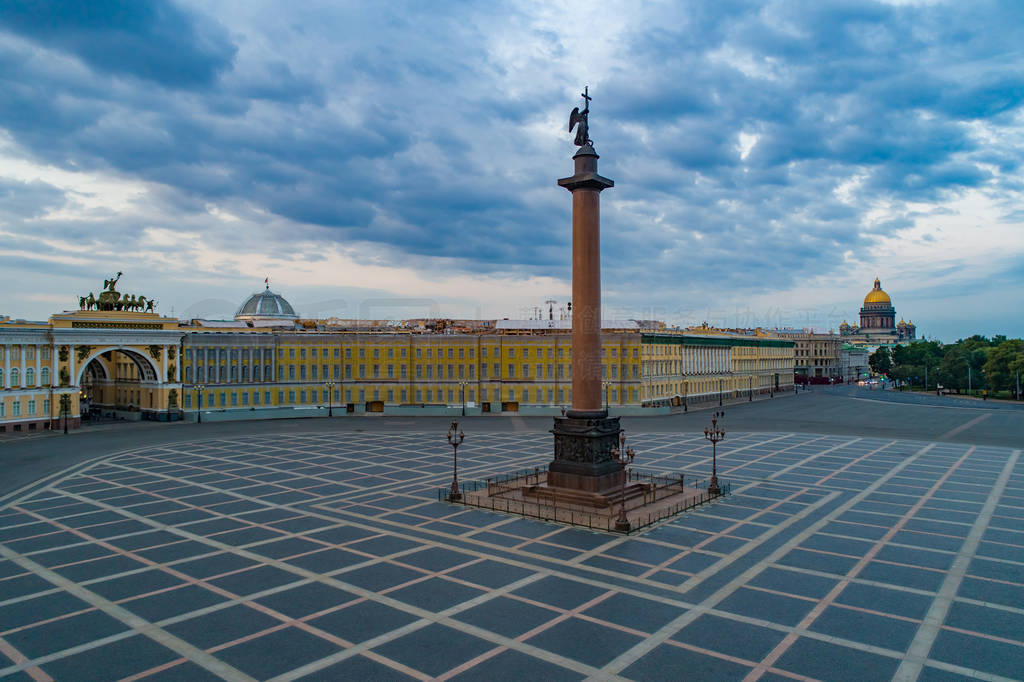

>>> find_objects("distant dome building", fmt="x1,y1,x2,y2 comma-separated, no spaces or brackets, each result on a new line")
840,277,915,344
234,284,298,323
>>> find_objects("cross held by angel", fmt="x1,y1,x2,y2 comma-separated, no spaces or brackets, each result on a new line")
569,86,592,146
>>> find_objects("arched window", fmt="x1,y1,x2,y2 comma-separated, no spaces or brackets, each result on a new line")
265,365,272,381
219,366,227,382
25,368,34,386
241,366,249,381
185,366,193,382
0,368,4,388
197,366,205,382
10,368,19,387
253,366,261,381
40,367,50,385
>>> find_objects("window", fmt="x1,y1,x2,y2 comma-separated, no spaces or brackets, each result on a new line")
264,391,271,404
458,348,464,359
400,365,407,379
278,390,284,403
300,348,306,359
400,389,407,401
311,348,317,358
387,389,394,402
508,365,515,378
300,390,307,403
346,389,352,401
27,400,35,415
345,348,352,358
447,365,454,379
219,392,226,407
387,365,394,378
231,392,238,406
40,368,50,385
289,366,296,380
10,368,19,387
448,348,454,359
13,401,21,416
480,364,487,379
43,398,50,414
359,348,366,358
265,365,272,380
373,348,380,359
373,365,380,378
359,365,366,378
482,348,488,358
345,365,352,379
309,366,317,380
333,365,340,379
508,348,515,358
185,394,192,408
469,348,475,358
334,348,340,358
288,390,295,403
0,369,4,388
289,348,295,358
522,365,528,378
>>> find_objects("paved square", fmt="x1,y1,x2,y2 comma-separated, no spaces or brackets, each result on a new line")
0,430,1020,680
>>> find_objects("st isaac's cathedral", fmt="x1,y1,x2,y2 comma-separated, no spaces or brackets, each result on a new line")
840,278,916,345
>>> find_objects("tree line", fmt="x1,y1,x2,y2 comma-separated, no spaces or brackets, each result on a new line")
868,335,1023,397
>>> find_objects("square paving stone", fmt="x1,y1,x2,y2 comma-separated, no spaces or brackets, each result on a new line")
859,561,945,592
207,565,303,596
450,648,584,682
622,641,753,680
603,540,691,565
672,614,787,662
33,543,113,567
398,547,479,573
944,601,1024,645
284,548,369,574
929,629,1024,679
454,595,560,638
834,582,934,619
0,591,92,632
665,551,720,574
775,548,860,575
808,605,920,651
773,636,900,681
525,616,643,668
0,573,58,601
875,544,955,571
306,599,420,644
295,653,419,681
216,626,342,679
306,525,382,546
371,624,495,678
119,584,227,623
164,604,282,649
173,553,259,579
53,554,149,583
717,587,817,626
957,576,1024,609
386,577,487,613
581,592,686,633
748,567,839,599
254,581,359,619
248,536,325,560
40,633,178,680
134,540,213,563
2,609,128,660
338,562,426,592
86,568,185,601
510,576,608,611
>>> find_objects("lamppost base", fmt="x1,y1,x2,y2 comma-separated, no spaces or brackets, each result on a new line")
614,519,631,532
708,477,721,496
447,492,462,503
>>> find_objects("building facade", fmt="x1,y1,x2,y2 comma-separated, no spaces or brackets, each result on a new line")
2,280,796,432
779,331,843,381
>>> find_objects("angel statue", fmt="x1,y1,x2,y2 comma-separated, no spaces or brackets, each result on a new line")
568,86,592,146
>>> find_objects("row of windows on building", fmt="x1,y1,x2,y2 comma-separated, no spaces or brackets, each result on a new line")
183,386,640,408
181,362,642,384
183,345,641,362
0,367,51,388
0,346,52,362
0,398,49,418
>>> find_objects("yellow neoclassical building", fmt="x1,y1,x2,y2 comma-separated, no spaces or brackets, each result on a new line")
1,279,795,432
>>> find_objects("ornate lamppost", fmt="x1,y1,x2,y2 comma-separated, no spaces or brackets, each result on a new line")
59,394,71,434
704,410,724,495
447,420,465,502
459,381,467,416
603,381,611,410
610,431,636,532
325,381,335,417
195,384,206,424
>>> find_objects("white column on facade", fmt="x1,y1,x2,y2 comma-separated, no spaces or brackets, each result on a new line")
249,346,254,383
69,344,76,387
34,344,40,388
161,345,168,384
20,344,27,388
2,344,7,385
51,344,58,387
175,346,181,383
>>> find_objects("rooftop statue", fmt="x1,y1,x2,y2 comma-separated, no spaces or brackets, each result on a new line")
568,86,592,146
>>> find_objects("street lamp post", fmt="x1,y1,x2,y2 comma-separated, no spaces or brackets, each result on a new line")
603,381,611,410
459,381,467,416
195,384,206,423
719,378,723,406
59,394,71,434
749,374,753,402
610,431,636,532
325,381,335,417
447,420,465,502
704,410,725,495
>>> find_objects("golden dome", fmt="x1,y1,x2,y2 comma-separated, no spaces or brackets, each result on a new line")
863,277,892,305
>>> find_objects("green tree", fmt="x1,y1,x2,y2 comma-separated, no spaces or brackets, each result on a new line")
869,346,891,376
983,340,1024,393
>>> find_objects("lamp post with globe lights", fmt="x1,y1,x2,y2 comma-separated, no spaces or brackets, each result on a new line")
447,420,465,502
704,410,725,495
325,381,335,417
610,431,636,532
195,384,206,424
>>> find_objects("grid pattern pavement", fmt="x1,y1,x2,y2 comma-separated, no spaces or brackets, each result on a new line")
0,431,1021,681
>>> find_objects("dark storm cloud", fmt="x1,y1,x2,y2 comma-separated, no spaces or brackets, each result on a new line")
0,0,1022,332
0,0,235,88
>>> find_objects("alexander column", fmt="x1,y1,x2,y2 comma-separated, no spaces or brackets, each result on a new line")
546,87,624,498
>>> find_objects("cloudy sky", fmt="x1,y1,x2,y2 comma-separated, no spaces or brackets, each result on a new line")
1,0,1022,341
